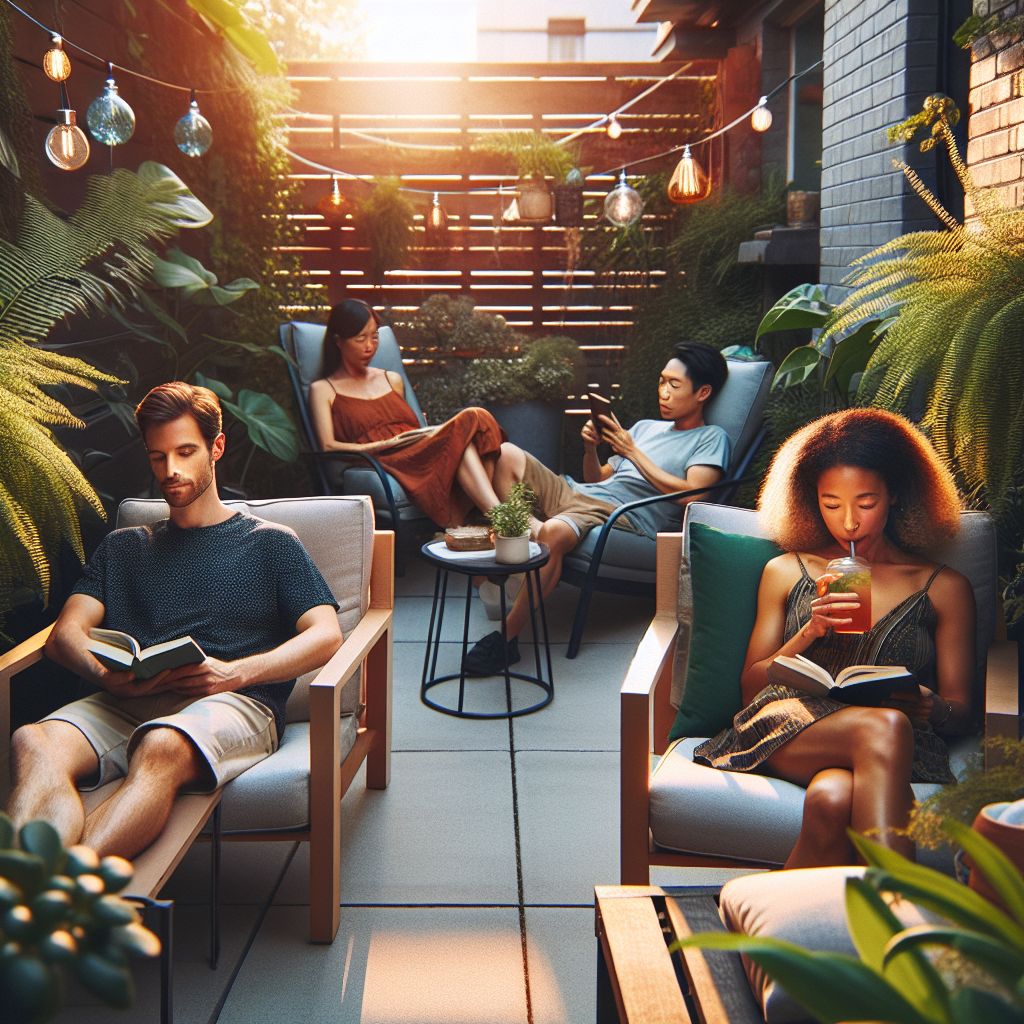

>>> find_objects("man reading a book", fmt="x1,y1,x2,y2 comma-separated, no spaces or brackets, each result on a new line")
6,383,342,859
464,342,732,675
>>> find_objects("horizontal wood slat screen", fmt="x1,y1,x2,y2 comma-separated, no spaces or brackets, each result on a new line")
282,60,717,373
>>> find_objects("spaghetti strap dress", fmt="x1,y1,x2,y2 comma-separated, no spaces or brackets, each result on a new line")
328,383,505,528
692,555,955,784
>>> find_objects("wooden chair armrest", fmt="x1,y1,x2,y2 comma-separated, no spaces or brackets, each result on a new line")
308,608,393,711
983,639,1020,754
0,626,53,758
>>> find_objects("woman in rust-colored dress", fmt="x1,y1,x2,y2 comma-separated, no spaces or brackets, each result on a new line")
309,299,506,527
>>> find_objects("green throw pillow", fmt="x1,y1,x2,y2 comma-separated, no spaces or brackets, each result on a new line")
668,523,782,741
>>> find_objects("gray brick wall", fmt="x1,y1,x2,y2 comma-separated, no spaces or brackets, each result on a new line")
820,0,942,295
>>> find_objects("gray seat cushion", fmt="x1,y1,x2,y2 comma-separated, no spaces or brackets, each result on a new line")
562,524,658,581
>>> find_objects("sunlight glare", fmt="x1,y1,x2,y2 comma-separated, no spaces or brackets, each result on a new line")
353,0,477,62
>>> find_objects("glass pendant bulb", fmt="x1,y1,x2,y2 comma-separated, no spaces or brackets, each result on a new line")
606,115,622,140
45,108,90,171
667,145,711,204
751,96,773,132
603,170,644,227
425,191,448,243
43,35,71,82
175,90,213,156
86,67,135,146
317,175,349,223
565,166,584,186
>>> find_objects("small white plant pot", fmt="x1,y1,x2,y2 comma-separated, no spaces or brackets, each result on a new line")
494,532,531,564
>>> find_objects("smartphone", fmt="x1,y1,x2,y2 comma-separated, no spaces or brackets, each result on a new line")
587,392,614,440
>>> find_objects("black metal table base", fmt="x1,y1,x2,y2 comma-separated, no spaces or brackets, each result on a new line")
420,546,554,719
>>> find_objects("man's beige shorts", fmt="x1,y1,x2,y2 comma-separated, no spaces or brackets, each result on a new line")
520,452,639,538
43,691,278,792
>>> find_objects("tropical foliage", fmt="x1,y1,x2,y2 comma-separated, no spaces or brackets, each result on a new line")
355,177,416,286
678,822,1024,1023
0,164,211,622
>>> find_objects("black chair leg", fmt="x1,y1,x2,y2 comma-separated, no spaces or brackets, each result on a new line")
567,579,596,660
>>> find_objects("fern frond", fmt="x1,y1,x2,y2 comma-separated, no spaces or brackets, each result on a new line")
893,160,960,229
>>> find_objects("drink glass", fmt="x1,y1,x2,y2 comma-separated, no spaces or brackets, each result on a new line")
824,555,871,634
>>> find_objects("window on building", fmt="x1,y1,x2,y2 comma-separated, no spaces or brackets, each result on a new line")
548,18,584,62
789,7,823,191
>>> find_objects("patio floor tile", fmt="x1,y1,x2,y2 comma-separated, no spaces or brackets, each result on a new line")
217,906,528,1024
524,907,596,1024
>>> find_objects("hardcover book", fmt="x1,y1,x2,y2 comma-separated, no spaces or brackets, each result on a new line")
87,628,206,681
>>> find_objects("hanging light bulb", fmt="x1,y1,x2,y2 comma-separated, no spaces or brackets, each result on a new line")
317,175,349,223
606,115,622,140
174,89,213,157
425,191,448,244
667,144,711,204
45,85,89,171
86,64,135,146
751,96,773,133
42,34,71,82
603,170,644,227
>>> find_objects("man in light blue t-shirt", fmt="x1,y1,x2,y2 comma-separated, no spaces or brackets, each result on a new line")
465,342,732,675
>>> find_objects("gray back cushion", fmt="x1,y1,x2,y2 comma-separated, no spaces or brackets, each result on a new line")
703,359,773,462
675,502,998,711
116,496,374,722
279,321,425,426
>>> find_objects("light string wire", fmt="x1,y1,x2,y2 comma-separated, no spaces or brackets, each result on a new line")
2,0,242,94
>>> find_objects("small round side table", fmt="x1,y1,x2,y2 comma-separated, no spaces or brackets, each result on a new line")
419,539,554,718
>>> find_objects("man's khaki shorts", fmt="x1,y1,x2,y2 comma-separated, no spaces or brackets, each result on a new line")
43,690,278,793
520,452,639,538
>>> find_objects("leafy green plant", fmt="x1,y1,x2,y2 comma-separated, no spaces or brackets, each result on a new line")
397,294,520,357
355,177,415,286
0,163,211,628
954,9,1024,49
473,130,576,182
677,822,1024,1023
487,482,535,538
462,336,581,406
0,814,161,1024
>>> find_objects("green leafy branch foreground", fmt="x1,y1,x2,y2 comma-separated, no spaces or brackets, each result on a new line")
678,821,1024,1023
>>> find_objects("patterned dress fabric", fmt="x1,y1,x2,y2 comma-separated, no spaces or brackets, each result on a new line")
329,386,504,527
692,555,955,784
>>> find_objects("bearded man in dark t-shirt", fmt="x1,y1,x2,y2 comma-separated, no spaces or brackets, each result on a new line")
6,382,342,860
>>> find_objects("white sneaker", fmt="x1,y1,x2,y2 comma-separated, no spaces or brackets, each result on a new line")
479,575,524,620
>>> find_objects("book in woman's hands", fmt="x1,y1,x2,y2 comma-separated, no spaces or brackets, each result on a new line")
767,653,916,705
87,628,205,680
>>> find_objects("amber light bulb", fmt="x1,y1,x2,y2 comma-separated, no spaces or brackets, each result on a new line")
751,96,773,132
43,35,72,82
45,108,90,171
606,115,622,140
667,145,711,204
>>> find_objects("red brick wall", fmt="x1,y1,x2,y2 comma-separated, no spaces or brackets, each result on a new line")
967,3,1024,211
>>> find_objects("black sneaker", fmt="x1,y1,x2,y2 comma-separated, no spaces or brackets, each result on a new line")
462,630,520,677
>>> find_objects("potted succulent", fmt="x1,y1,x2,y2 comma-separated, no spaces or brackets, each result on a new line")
474,131,576,223
487,482,535,563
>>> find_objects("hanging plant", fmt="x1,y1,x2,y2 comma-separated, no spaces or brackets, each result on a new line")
355,177,415,286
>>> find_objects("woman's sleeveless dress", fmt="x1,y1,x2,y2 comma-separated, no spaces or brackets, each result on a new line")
692,555,955,784
328,385,505,528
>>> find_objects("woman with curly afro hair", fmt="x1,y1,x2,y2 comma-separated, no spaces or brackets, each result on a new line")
693,408,975,867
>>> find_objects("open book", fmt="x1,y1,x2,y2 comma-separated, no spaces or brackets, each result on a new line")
328,425,438,455
87,628,206,680
767,653,916,705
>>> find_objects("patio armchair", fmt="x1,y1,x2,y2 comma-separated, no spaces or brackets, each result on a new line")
279,319,431,569
560,357,774,659
0,495,393,944
620,501,1021,884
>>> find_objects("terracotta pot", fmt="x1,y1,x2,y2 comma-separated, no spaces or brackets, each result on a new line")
516,178,553,222
494,532,530,564
966,802,1024,913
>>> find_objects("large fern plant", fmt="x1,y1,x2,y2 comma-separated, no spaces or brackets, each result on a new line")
0,163,212,626
830,96,1024,511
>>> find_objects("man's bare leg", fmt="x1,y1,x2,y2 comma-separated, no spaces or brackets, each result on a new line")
493,442,543,535
8,721,100,846
82,727,207,859
504,519,579,638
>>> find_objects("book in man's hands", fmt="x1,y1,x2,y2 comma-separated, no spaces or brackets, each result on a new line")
587,391,614,440
767,653,917,705
87,628,206,680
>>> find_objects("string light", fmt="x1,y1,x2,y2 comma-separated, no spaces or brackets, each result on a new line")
45,83,89,171
42,34,70,82
604,170,644,227
605,115,622,140
667,144,711,204
86,65,135,146
425,191,448,243
751,96,772,132
316,175,349,223
175,89,213,156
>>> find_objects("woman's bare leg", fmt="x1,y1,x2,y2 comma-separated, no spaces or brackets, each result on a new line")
785,768,855,868
764,706,915,859
455,443,502,515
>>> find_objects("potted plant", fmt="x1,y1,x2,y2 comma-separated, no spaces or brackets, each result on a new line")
0,814,161,1022
474,131,576,223
487,482,535,563
354,176,415,286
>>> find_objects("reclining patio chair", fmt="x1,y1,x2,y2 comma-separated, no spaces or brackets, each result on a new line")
620,501,1020,883
561,357,774,658
0,495,393,945
279,319,432,569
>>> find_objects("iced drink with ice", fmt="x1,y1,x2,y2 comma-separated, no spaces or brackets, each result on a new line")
824,554,872,634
